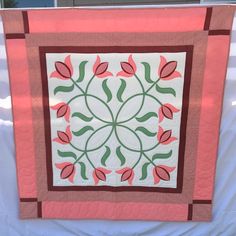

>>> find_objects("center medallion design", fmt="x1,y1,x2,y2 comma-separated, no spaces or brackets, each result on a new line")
45,52,186,188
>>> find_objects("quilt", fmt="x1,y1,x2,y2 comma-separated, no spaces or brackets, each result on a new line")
0,6,235,221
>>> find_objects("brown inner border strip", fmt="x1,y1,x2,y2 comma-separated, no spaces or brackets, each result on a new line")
188,204,193,220
37,202,42,218
5,33,25,39
192,200,212,204
20,198,38,202
208,30,231,36
22,11,29,34
39,45,193,193
204,7,212,31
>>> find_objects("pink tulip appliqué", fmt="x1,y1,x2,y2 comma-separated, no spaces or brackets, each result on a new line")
158,56,181,80
157,126,177,145
50,55,73,80
117,55,137,77
53,126,72,144
93,167,112,185
55,162,75,183
93,56,113,78
51,102,70,122
116,167,134,185
158,103,180,123
153,165,175,184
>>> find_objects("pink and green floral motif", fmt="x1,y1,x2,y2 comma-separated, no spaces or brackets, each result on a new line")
49,53,184,187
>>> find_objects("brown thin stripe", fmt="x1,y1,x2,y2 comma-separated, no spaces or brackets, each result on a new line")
22,11,29,34
37,202,42,218
176,45,193,193
39,45,193,193
204,7,212,31
20,198,38,202
5,34,25,39
187,204,193,220
208,30,231,36
192,200,212,204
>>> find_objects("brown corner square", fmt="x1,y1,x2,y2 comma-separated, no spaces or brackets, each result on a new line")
19,198,42,219
210,6,235,31
1,11,25,34
192,203,212,221
188,200,212,221
19,202,38,219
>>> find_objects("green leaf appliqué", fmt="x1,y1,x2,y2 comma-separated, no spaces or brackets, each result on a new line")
152,150,173,161
72,112,93,122
136,112,157,122
141,62,153,83
72,126,94,136
156,84,176,97
135,127,157,137
54,84,74,95
140,162,151,180
102,79,112,103
116,146,126,166
117,79,126,102
78,162,88,180
101,146,111,167
57,150,76,160
76,61,88,82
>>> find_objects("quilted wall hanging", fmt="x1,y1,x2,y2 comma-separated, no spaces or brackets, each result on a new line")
0,5,235,221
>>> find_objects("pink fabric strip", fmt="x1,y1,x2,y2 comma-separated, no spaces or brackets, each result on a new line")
28,8,206,33
42,201,188,221
6,39,37,198
194,35,230,200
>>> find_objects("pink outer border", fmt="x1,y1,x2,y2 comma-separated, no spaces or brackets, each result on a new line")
6,39,37,198
4,7,233,220
42,201,188,221
193,35,231,200
27,8,206,33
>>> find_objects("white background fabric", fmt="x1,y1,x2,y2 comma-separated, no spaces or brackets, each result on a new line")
0,11,236,236
47,52,186,188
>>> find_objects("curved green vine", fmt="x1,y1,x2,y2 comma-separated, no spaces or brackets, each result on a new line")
53,56,177,183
